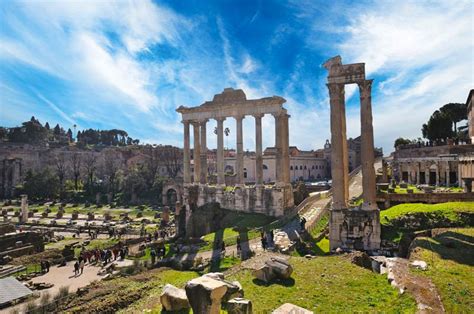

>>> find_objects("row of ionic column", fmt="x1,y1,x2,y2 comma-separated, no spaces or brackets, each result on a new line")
182,113,290,187
328,80,377,210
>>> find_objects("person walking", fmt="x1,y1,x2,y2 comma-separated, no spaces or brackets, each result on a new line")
74,261,79,276
79,259,85,274
236,236,242,255
150,248,157,266
261,236,267,251
45,260,50,273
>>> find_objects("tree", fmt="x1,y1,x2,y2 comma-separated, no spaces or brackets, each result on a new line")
70,152,82,190
53,153,68,194
394,137,412,148
422,110,453,142
23,168,60,200
83,153,97,194
102,152,122,200
66,128,73,142
440,103,467,133
45,122,50,130
158,146,182,178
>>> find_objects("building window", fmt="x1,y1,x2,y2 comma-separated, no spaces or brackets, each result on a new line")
312,165,315,169
290,166,293,170
304,165,307,169
300,166,303,170
263,164,268,170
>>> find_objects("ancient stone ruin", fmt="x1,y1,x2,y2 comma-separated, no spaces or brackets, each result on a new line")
176,88,294,236
323,56,381,251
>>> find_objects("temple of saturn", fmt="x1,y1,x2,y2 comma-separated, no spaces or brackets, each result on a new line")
323,56,381,251
176,88,294,219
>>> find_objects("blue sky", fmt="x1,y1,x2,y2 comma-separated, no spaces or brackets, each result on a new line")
0,0,472,154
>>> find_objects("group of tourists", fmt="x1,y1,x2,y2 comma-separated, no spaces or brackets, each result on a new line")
72,245,129,276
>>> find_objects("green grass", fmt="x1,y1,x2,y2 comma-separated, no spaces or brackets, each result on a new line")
381,202,474,222
310,212,329,237
393,185,423,194
198,211,276,252
73,238,120,257
409,228,474,312
381,202,474,243
227,256,417,312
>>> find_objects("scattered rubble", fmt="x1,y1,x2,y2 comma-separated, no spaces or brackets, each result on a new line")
160,284,190,312
273,303,313,313
252,256,293,283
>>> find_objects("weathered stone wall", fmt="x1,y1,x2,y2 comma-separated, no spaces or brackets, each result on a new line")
0,231,44,258
329,208,381,252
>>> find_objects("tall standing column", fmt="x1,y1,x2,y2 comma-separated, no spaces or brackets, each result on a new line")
435,163,439,186
192,122,201,184
416,162,420,185
273,113,283,185
183,120,191,184
328,83,347,209
254,114,264,186
281,113,291,184
359,79,377,210
235,115,244,186
446,161,450,187
216,118,226,186
340,94,349,202
200,119,208,184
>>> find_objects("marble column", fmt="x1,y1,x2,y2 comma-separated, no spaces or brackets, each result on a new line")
254,114,264,186
281,113,291,184
192,121,200,184
235,115,244,186
446,161,450,187
416,162,420,185
183,121,191,184
435,163,439,186
273,113,283,185
359,79,377,210
328,83,347,209
199,119,208,184
216,118,226,186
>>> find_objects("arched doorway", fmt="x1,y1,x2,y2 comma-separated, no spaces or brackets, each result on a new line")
166,188,177,207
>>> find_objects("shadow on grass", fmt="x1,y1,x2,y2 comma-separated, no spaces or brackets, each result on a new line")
238,228,251,260
209,228,224,272
252,277,295,287
412,230,474,267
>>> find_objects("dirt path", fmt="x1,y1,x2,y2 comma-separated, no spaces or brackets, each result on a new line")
1,263,105,314
386,258,444,313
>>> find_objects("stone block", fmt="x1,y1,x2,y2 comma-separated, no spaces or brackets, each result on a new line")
265,257,293,279
160,284,190,312
272,303,313,314
185,276,228,314
252,265,275,283
226,298,253,314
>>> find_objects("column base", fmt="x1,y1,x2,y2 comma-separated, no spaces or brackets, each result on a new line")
329,207,381,252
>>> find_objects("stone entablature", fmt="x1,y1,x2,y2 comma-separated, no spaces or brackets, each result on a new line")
176,88,294,223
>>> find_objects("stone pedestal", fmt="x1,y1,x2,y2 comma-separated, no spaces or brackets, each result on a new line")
329,208,381,251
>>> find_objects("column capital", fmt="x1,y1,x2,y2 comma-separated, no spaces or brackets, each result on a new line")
326,83,344,98
190,120,200,127
198,119,209,126
181,120,191,125
358,79,373,98
271,110,285,118
215,117,226,122
253,113,264,119
233,114,245,121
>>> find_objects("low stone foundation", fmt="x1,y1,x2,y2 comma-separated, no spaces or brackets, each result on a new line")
329,208,381,252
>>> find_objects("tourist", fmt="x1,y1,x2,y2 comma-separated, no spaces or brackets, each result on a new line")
45,260,50,273
73,261,79,276
261,236,267,251
221,241,226,253
79,259,85,274
40,260,45,273
236,236,241,254
300,217,307,231
269,230,274,245
150,248,157,265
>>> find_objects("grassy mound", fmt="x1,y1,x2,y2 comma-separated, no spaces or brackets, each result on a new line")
409,228,474,312
56,268,199,313
381,202,474,242
227,256,416,312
